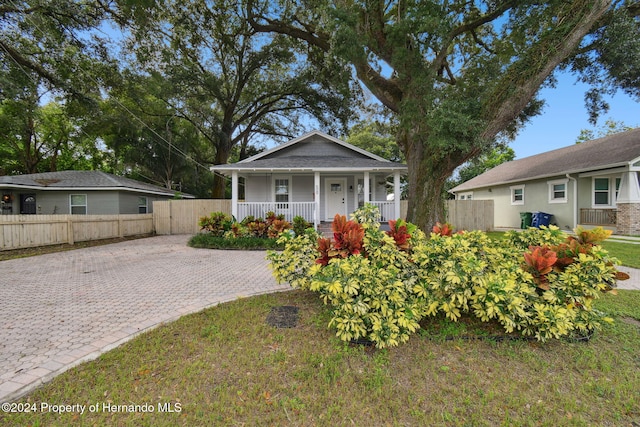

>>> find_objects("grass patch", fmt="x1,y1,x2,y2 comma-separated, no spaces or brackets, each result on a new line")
3,289,639,426
188,234,284,250
599,241,640,268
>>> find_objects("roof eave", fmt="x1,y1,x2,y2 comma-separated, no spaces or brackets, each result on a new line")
0,184,185,198
450,162,631,193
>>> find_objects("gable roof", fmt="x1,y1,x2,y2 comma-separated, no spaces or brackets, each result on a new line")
451,128,640,192
0,170,193,198
212,130,407,175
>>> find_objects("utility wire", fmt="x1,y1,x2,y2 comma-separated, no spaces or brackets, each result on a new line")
3,0,231,183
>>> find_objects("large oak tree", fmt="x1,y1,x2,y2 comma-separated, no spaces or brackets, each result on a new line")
248,0,640,230
118,0,358,197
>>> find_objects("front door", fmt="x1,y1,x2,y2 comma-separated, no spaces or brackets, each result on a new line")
325,179,346,220
20,194,36,214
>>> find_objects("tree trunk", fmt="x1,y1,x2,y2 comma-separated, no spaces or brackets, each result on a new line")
401,131,458,231
211,130,233,198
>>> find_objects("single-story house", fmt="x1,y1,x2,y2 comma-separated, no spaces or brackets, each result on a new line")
449,128,640,235
0,170,192,215
211,130,408,227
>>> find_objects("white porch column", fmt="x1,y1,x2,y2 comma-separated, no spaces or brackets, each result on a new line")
364,171,370,204
314,171,320,228
616,170,640,203
394,171,401,219
231,170,238,219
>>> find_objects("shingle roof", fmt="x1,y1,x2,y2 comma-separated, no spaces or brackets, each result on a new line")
212,130,407,175
451,128,640,192
213,156,406,171
0,170,192,197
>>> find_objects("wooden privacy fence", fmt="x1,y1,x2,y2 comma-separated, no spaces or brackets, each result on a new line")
0,214,153,251
445,200,494,231
153,199,232,235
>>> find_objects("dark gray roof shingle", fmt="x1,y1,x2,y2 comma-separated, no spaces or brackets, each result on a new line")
214,156,406,171
451,128,640,192
0,170,188,197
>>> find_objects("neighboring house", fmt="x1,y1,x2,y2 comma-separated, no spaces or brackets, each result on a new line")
0,170,192,215
450,128,640,235
211,130,408,227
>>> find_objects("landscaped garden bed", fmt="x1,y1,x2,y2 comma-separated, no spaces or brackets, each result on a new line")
188,211,313,250
268,205,626,348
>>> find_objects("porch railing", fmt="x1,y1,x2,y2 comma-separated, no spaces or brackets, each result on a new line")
369,201,396,221
238,202,316,223
579,208,617,225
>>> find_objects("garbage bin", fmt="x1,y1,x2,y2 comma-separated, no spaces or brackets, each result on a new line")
531,212,552,228
520,212,533,229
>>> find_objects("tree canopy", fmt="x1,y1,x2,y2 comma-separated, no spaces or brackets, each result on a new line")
2,1,638,225
248,0,640,230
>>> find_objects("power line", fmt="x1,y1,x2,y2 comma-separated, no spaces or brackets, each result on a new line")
2,1,231,183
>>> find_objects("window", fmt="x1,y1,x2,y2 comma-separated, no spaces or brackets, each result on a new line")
510,185,524,205
615,177,621,202
70,194,87,215
548,179,568,203
138,197,148,214
274,178,289,209
458,192,473,200
593,178,610,206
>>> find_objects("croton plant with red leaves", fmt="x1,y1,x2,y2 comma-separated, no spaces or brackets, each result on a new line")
432,222,463,237
387,219,416,251
316,214,365,265
523,245,558,290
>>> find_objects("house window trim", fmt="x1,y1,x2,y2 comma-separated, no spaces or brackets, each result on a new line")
547,179,568,204
458,192,473,200
510,185,525,206
592,177,615,208
138,196,148,214
70,194,88,215
272,175,292,208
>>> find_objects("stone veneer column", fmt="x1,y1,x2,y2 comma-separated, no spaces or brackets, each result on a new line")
616,203,640,235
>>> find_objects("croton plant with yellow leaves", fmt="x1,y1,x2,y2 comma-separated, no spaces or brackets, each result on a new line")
268,205,625,348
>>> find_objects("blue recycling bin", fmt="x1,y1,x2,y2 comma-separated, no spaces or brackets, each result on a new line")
531,212,552,228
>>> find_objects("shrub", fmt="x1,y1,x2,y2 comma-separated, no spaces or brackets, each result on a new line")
269,208,621,348
199,212,233,236
189,234,284,250
292,215,313,236
268,219,292,238
504,225,565,250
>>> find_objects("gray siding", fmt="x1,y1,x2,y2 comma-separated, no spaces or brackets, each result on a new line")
0,189,171,215
244,175,272,202
472,175,575,230
263,137,369,159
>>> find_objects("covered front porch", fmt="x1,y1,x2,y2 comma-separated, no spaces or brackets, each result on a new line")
230,170,403,228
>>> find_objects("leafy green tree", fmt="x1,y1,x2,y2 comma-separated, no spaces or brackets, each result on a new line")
115,0,358,197
95,72,216,197
346,111,403,162
445,145,516,197
0,0,113,105
248,0,640,230
575,118,636,143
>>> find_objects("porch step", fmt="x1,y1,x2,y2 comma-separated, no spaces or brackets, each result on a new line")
317,221,333,237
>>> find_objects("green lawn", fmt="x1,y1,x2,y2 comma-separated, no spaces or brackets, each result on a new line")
600,240,640,268
2,289,639,427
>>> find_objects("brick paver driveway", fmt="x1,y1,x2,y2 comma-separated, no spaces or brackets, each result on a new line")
0,235,290,402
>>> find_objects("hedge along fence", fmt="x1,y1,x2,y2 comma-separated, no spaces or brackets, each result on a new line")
0,214,153,251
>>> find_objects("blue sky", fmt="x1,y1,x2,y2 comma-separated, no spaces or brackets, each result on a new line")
509,71,640,160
